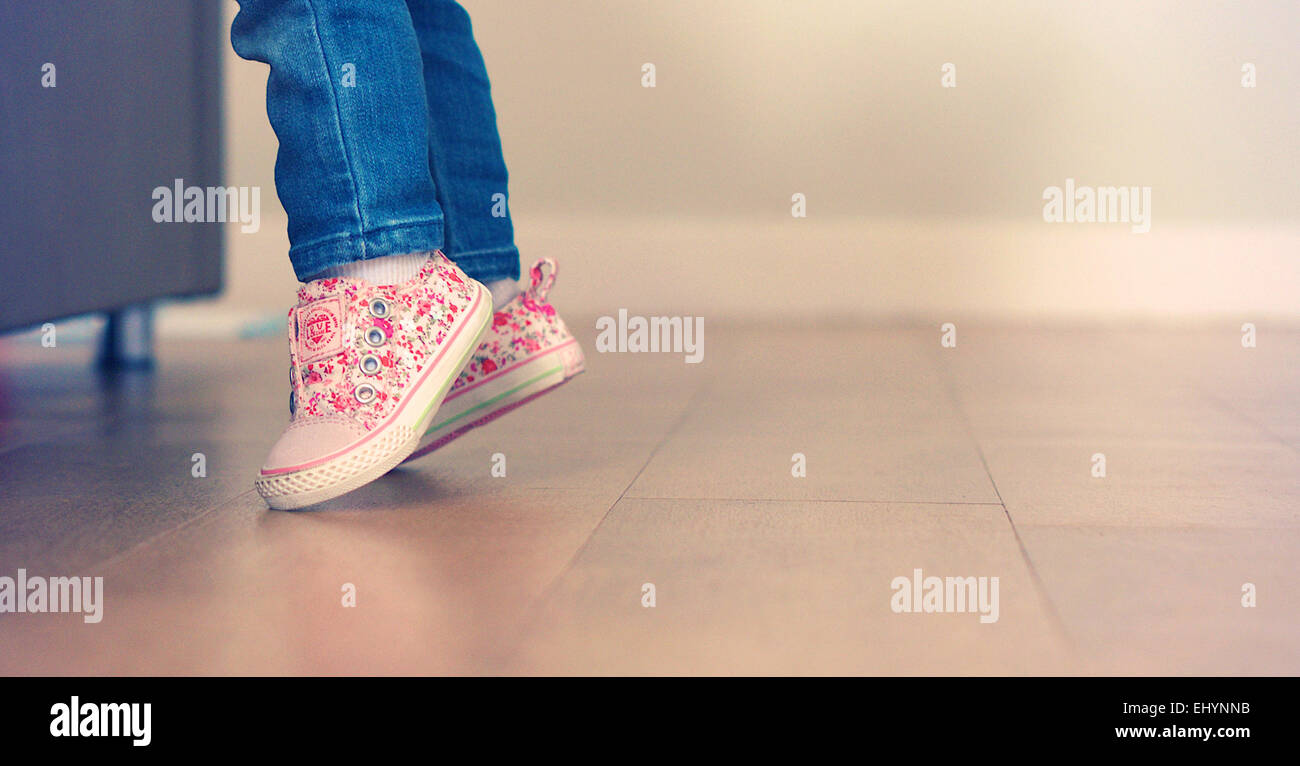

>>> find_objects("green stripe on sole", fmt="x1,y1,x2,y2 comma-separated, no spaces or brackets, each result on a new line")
424,365,564,435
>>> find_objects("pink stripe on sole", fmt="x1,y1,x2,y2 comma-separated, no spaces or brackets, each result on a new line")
402,376,576,463
444,338,578,402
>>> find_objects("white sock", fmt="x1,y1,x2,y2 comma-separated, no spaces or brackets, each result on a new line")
314,252,428,285
484,278,520,310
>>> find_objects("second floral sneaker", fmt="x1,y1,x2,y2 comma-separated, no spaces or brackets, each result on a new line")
255,252,492,510
403,258,585,462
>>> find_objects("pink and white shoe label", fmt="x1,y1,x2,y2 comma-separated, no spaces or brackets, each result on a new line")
296,296,344,364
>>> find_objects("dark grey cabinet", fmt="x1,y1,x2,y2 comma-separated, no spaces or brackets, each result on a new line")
0,0,224,332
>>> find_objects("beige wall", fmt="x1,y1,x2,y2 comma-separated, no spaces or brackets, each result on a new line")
219,0,1300,320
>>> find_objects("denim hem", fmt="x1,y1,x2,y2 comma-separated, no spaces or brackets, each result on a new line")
290,219,445,282
447,245,521,284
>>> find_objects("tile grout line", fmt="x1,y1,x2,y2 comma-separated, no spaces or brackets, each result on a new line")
928,340,1080,658
1200,389,1300,456
1113,327,1300,457
492,375,714,668
557,380,714,577
89,490,257,573
622,496,1009,506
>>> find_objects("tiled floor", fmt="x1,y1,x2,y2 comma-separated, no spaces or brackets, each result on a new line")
0,322,1295,675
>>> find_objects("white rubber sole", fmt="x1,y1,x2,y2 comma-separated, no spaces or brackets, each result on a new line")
402,339,585,462
255,284,493,510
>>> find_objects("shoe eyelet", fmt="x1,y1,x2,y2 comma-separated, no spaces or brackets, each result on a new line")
364,326,387,347
354,383,377,404
369,298,391,318
289,390,296,416
358,354,382,376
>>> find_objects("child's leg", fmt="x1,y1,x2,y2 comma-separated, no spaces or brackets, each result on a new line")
405,0,521,295
231,0,444,282
233,0,497,509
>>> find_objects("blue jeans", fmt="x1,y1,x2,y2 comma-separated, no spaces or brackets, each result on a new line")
230,0,519,284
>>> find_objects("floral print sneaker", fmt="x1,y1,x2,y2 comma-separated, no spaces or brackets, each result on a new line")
256,251,492,510
402,258,585,461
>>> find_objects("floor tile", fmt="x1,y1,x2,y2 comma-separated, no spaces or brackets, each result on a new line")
982,440,1300,528
0,325,1294,675
1017,525,1300,674
503,499,1074,675
0,487,617,675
